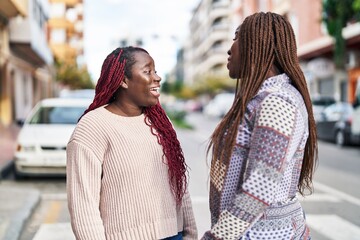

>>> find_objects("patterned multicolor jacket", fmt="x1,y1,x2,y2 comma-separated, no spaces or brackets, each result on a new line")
202,74,311,240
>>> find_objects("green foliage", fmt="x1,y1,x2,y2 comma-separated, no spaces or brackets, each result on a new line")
322,0,358,68
354,0,360,20
161,81,171,94
164,107,193,129
161,74,235,99
193,74,236,96
55,61,94,89
161,80,196,99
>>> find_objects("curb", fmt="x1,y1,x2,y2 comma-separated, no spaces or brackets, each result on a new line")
0,160,14,180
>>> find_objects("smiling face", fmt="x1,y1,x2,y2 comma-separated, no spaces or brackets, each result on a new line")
123,51,161,109
227,26,241,79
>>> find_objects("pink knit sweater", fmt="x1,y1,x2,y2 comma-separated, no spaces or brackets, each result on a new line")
66,106,197,240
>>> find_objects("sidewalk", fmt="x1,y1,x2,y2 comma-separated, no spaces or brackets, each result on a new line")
0,123,41,240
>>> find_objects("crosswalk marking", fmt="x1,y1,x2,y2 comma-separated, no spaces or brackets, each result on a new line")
33,223,75,240
299,193,341,202
314,181,360,207
33,214,360,240
40,182,359,205
35,182,360,240
307,214,360,240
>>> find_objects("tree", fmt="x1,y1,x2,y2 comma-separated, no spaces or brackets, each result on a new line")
322,0,357,68
55,61,94,89
193,74,236,96
160,74,236,99
354,0,360,20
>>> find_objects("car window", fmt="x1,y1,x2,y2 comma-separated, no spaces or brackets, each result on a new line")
312,98,335,106
29,106,86,124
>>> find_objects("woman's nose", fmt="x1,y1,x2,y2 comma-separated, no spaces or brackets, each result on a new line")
154,74,161,82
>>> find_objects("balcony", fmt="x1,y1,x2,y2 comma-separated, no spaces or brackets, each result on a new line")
9,15,53,66
49,0,80,8
48,17,77,39
50,43,77,63
211,0,231,9
0,0,27,18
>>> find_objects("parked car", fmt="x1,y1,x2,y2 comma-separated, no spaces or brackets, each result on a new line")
312,96,336,122
184,99,203,112
352,104,360,135
316,102,360,146
203,93,235,118
59,89,95,99
14,98,91,178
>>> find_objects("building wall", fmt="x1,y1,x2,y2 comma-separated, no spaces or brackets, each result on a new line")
0,24,12,126
6,0,54,122
9,0,53,65
184,0,233,85
48,0,84,66
291,0,323,46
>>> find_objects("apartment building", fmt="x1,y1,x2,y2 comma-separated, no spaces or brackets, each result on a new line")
234,0,360,102
184,0,234,85
47,0,84,66
0,0,27,126
0,0,53,125
182,0,360,102
293,0,360,102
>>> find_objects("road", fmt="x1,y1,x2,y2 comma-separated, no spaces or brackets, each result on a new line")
2,112,360,240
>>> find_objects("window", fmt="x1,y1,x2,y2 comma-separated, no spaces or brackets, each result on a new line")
29,106,87,124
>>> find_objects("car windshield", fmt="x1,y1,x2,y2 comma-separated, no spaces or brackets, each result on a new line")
28,106,86,124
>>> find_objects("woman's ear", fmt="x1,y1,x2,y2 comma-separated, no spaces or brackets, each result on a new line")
120,78,129,89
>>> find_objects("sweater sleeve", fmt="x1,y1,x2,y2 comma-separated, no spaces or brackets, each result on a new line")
182,190,198,240
66,140,106,240
202,95,301,240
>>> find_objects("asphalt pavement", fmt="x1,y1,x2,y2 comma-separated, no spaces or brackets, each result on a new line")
0,123,41,240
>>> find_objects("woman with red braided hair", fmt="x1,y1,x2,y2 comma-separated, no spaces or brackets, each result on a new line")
202,12,318,239
66,46,197,240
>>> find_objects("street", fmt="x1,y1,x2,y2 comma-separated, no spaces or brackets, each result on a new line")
1,112,360,240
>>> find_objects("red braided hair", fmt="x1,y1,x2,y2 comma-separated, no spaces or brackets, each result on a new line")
144,103,188,205
80,46,187,205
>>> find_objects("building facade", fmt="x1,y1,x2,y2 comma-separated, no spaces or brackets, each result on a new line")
294,0,360,103
0,0,27,126
0,0,54,126
183,0,360,103
47,0,84,66
183,0,234,85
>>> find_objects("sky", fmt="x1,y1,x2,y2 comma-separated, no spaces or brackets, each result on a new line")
84,0,199,81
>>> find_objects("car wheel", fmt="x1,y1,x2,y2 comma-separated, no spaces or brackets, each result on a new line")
335,130,347,146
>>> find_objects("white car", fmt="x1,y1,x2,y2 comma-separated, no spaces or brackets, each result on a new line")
14,98,91,178
203,93,235,118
